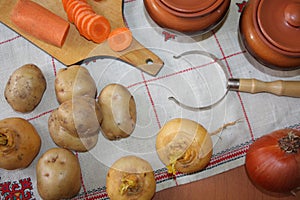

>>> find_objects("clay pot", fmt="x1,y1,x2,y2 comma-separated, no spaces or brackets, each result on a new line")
144,0,231,33
239,0,300,70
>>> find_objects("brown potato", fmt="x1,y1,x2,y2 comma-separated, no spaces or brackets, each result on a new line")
106,156,156,200
4,64,46,113
98,83,136,140
57,97,102,137
48,109,99,152
0,117,41,170
156,118,213,174
55,65,97,104
48,96,102,152
36,148,81,200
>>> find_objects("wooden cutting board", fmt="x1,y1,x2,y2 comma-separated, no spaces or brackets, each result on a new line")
0,0,164,76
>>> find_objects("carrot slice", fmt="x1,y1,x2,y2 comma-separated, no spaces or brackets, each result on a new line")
75,9,94,27
72,3,93,24
11,0,70,47
86,15,111,43
75,11,95,39
66,0,80,23
64,0,86,9
62,0,71,11
64,0,79,11
108,27,133,52
79,13,97,40
62,0,78,11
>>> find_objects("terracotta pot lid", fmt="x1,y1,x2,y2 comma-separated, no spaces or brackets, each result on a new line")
257,0,300,54
157,0,224,17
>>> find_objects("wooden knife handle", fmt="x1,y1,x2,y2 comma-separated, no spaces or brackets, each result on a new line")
228,78,300,97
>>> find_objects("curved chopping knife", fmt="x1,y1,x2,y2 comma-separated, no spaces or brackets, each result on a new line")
169,50,300,110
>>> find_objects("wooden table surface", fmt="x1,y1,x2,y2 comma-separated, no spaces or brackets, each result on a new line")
153,165,299,200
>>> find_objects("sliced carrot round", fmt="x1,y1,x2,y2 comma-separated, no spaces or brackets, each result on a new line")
75,9,94,29
72,3,93,24
86,15,111,43
75,11,95,39
78,12,96,40
108,27,133,52
62,0,71,11
73,3,93,16
66,0,79,23
65,0,78,10
63,0,88,13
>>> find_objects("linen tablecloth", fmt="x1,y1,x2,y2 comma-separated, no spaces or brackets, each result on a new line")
1,0,300,199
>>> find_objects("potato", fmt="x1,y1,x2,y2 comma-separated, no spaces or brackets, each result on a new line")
98,83,136,140
106,156,156,200
48,110,99,152
0,117,41,170
36,148,81,200
48,96,102,152
4,64,46,113
55,65,97,104
156,118,213,174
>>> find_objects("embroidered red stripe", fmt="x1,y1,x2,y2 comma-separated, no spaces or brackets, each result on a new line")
0,36,21,45
212,31,255,141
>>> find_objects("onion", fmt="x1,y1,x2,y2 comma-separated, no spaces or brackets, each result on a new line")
245,129,300,194
156,118,213,174
106,156,156,200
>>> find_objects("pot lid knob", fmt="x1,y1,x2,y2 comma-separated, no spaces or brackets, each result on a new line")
284,2,300,27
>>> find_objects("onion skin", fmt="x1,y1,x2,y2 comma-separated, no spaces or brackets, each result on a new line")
245,129,300,194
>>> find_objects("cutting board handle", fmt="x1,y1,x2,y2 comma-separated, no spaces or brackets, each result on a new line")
119,46,164,76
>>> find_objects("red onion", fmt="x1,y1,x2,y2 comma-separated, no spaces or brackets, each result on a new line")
245,129,300,194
